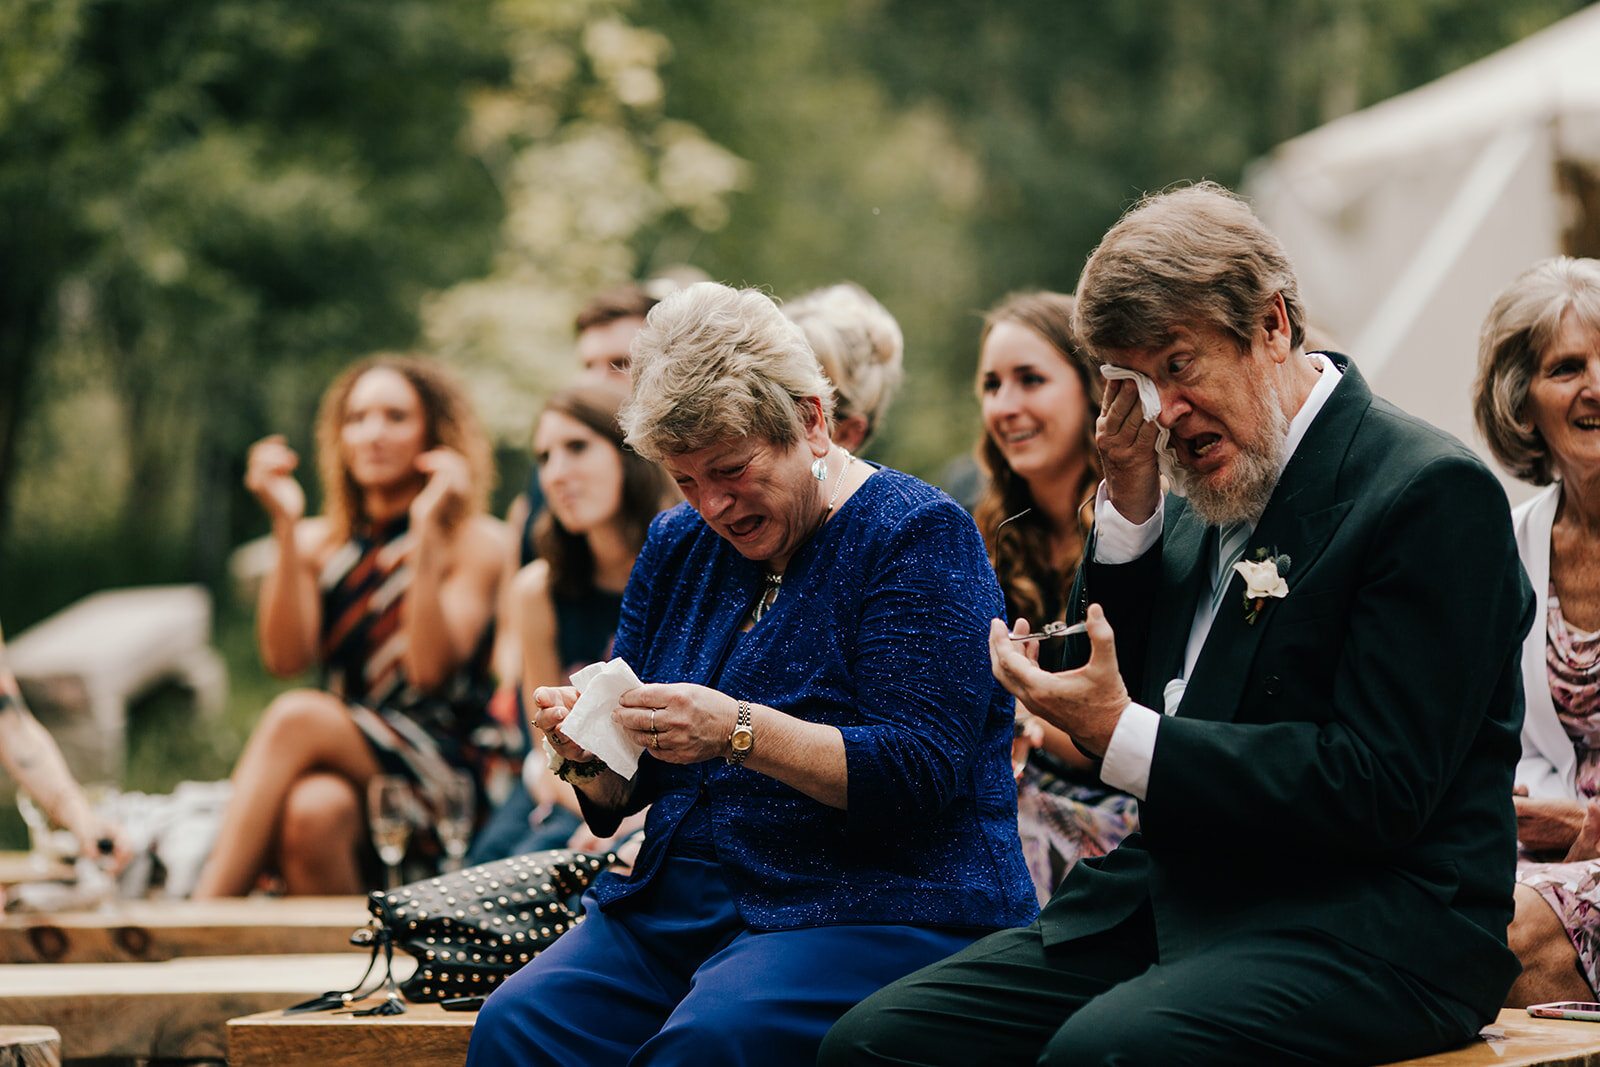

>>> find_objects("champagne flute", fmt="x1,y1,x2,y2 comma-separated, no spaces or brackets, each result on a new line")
367,775,414,891
15,789,57,875
434,770,475,874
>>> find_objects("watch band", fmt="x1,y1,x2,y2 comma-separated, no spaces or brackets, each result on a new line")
727,699,754,766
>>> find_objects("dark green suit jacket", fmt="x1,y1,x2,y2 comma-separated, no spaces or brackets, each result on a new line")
1051,355,1533,1020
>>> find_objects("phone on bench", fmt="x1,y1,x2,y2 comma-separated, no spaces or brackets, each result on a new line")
1527,1001,1600,1022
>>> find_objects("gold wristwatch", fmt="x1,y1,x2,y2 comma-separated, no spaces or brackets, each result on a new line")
727,699,754,765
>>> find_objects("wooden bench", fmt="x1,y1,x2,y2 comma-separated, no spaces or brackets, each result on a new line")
229,1002,476,1067
1377,1008,1600,1065
224,1007,1600,1067
0,953,399,1062
0,1026,60,1067
0,896,370,964
7,585,227,781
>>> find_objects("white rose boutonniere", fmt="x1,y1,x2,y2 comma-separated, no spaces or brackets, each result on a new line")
1232,549,1291,624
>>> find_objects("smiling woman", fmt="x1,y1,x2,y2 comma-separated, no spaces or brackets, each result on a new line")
1472,257,1600,1007
192,355,514,898
465,282,1035,1067
971,291,1138,903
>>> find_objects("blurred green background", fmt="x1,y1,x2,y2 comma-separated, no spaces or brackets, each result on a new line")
0,0,1589,843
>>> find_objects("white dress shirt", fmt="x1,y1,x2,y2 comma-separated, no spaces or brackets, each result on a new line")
1093,353,1342,800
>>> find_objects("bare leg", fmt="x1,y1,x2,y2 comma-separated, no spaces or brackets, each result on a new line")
277,772,366,895
192,689,380,897
1506,883,1595,1006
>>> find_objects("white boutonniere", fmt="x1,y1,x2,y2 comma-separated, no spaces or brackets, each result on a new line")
1232,549,1291,625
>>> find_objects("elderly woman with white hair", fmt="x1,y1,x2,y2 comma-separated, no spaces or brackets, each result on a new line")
1474,256,1600,1006
784,281,904,453
467,282,1034,1067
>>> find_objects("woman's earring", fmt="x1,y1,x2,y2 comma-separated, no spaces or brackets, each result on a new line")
811,455,829,481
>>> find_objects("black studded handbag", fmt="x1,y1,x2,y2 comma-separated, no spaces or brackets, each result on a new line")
286,849,615,1016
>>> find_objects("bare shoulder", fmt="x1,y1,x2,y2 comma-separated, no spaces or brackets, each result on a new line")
458,515,512,569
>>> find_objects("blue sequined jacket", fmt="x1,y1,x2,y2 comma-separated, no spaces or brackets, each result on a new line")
588,467,1037,931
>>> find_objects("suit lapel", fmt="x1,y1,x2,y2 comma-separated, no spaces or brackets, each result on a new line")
1171,354,1367,723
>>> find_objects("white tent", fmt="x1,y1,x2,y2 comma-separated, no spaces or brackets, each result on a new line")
1245,4,1600,505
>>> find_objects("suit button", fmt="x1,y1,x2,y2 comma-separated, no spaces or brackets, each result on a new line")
1263,675,1282,696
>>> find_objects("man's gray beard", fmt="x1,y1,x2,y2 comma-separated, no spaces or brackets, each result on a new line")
1168,379,1291,527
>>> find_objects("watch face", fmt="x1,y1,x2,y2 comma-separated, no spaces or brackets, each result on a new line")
730,726,754,752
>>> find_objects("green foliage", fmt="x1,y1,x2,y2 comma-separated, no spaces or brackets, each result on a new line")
632,0,1592,482
0,0,509,612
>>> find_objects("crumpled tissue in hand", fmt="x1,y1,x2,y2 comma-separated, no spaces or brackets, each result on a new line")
549,658,646,780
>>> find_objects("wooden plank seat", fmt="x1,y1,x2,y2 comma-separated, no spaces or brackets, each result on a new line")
0,896,370,964
0,1026,60,1067
8,585,227,782
1379,1010,1600,1066
224,1007,1600,1067
228,1002,476,1067
0,952,398,1063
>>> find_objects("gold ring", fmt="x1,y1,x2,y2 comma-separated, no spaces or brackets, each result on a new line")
652,731,661,750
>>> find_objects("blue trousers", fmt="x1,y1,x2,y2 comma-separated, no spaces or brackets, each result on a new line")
465,856,983,1067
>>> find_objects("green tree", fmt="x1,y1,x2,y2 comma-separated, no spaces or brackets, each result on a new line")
1,0,507,617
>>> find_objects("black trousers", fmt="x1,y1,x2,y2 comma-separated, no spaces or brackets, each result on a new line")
819,904,1485,1067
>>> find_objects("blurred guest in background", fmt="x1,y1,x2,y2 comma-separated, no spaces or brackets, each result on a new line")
974,291,1137,902
467,282,1033,1067
193,355,510,896
505,284,661,564
785,281,904,454
1475,256,1600,1004
469,383,671,864
0,619,127,867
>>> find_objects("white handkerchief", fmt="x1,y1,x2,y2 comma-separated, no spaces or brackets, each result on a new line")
1099,365,1171,455
1094,364,1184,499
560,658,647,780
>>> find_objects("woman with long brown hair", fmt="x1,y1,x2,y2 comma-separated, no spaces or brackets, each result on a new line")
468,382,671,862
975,290,1138,903
194,355,511,896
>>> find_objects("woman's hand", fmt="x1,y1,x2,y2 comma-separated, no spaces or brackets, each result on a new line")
615,683,739,765
244,435,306,526
531,686,599,766
1095,377,1162,525
1514,789,1588,853
411,447,472,534
1567,800,1600,863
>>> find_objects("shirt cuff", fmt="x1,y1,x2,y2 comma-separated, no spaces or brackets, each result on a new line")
1099,701,1160,801
1092,481,1164,564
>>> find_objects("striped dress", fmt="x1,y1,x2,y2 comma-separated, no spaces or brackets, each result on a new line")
319,515,520,880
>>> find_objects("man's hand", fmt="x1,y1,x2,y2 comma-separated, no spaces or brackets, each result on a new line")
988,604,1129,759
1096,377,1161,525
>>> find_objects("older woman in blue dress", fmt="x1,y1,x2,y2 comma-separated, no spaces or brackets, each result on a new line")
466,282,1035,1067
1475,256,1600,1004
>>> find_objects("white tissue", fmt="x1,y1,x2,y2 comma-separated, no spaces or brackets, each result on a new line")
1099,364,1180,494
558,658,647,780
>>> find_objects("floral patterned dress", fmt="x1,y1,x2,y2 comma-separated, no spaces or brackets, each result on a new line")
1516,583,1600,991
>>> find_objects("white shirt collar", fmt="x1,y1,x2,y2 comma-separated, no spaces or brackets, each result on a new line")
1275,351,1342,485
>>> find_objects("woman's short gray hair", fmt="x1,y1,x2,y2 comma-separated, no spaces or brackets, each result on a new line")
1474,256,1600,486
784,282,904,449
621,282,835,461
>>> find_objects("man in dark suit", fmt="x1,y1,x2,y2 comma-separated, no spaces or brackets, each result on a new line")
821,183,1534,1066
